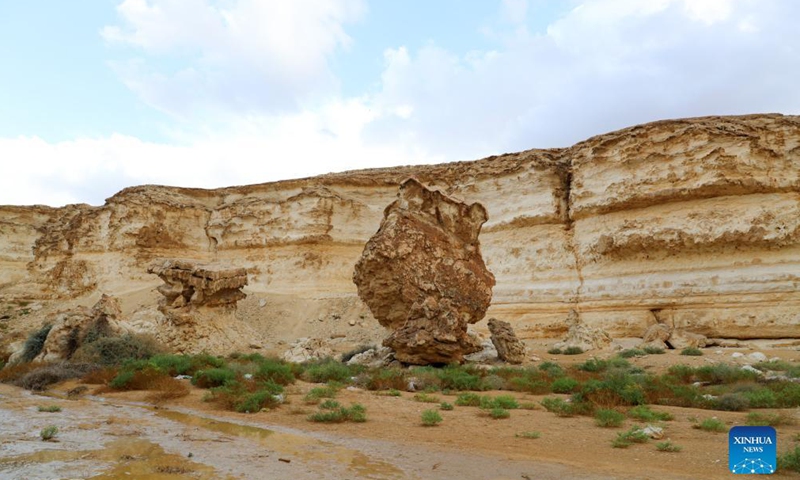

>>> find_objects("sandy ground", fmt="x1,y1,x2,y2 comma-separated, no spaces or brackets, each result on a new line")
2,349,800,479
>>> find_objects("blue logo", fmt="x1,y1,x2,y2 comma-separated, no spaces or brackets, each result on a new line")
729,426,776,474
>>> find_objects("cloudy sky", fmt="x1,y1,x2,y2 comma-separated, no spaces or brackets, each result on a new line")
1,0,798,206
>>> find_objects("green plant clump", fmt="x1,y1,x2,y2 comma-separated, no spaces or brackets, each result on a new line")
551,377,579,394
563,346,584,355
515,431,541,439
439,402,454,411
455,392,482,407
37,405,61,413
192,368,236,388
413,393,440,403
308,403,366,423
627,405,673,422
595,408,625,428
612,427,649,448
421,409,443,426
693,417,728,433
778,446,800,473
745,412,795,427
656,441,682,452
21,325,53,363
489,407,510,419
40,425,58,441
680,347,703,356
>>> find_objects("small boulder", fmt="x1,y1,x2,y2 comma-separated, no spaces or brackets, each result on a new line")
487,318,526,364
553,310,611,352
281,338,333,363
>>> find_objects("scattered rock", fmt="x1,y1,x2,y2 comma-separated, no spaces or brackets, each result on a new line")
352,178,495,365
667,330,708,349
553,310,611,352
281,338,333,363
487,318,526,364
464,339,498,363
746,352,768,363
740,365,763,375
346,346,394,368
258,299,267,308
731,352,745,358
348,319,356,326
641,425,664,440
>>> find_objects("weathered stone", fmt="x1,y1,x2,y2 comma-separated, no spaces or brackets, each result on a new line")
281,338,333,363
346,346,394,368
488,318,527,364
668,330,708,349
554,309,611,352
148,260,247,313
464,338,499,364
353,178,495,365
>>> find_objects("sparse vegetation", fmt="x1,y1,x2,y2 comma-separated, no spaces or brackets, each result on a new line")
563,346,584,355
37,405,61,413
40,425,58,441
680,347,703,356
547,347,562,355
551,377,579,394
642,346,665,355
619,349,646,358
779,446,800,473
693,417,727,433
656,441,682,452
304,386,338,404
20,324,53,363
541,397,579,417
413,392,440,403
612,427,649,448
309,403,367,423
440,402,454,411
489,407,510,419
515,431,541,439
627,405,673,422
421,409,443,426
595,408,625,427
455,392,482,407
745,412,795,427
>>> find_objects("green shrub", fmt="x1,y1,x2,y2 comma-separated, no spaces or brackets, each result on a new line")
666,364,695,383
619,349,646,358
421,409,443,426
192,368,236,388
627,405,673,422
439,402,454,411
40,425,58,441
74,333,162,366
563,346,584,355
656,441,682,452
680,347,703,356
595,409,625,427
642,346,665,355
547,348,562,355
436,365,482,391
551,377,579,394
480,394,519,410
778,446,800,473
769,382,800,408
13,363,97,391
149,353,223,376
109,370,135,389
455,392,481,407
515,431,541,439
710,393,749,412
538,362,565,378
694,364,758,384
479,374,507,391
578,358,613,373
302,358,361,383
235,389,281,413
541,397,577,417
37,405,61,413
745,412,795,427
308,403,366,423
363,368,406,391
693,417,727,433
519,402,539,410
320,399,341,410
489,407,510,419
304,386,338,404
612,427,649,448
255,359,295,385
413,393,440,403
743,388,777,408
20,325,53,363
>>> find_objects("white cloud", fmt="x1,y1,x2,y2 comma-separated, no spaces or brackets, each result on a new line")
102,0,365,116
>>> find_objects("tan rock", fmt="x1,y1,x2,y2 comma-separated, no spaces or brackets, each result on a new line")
668,330,708,350
554,309,611,352
281,338,333,363
353,178,495,365
487,318,526,364
640,323,671,350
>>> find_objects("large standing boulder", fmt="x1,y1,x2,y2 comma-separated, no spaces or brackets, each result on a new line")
353,178,495,365
488,318,527,364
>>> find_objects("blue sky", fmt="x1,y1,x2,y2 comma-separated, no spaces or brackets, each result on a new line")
1,0,798,206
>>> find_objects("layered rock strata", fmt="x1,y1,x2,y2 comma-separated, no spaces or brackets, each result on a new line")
1,114,798,345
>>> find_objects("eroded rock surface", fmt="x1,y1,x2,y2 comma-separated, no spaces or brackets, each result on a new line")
148,260,247,315
488,318,526,364
553,309,611,352
353,179,495,365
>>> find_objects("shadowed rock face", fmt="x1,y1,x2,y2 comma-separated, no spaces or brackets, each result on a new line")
353,178,495,365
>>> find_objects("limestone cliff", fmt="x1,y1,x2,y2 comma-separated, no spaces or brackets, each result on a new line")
1,114,798,349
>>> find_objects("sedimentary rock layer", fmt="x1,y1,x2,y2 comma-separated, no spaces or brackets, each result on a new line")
1,114,798,341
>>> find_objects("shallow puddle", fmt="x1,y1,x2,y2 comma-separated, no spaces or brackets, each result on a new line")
157,409,406,479
0,438,223,479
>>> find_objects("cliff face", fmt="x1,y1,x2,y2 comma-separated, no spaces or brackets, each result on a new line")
1,114,798,343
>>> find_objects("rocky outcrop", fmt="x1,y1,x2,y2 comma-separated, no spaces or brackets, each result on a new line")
1,114,799,352
553,310,611,352
352,178,495,365
487,318,526,364
148,260,248,315
281,338,333,363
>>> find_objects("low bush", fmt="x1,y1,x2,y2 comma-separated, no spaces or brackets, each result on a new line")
595,409,625,428
73,333,162,366
538,362,565,378
745,412,795,427
656,441,682,452
563,346,584,355
362,368,406,391
20,324,53,363
37,405,61,413
619,349,646,358
309,403,366,423
480,394,519,410
192,368,236,388
642,346,665,355
693,417,727,433
13,362,97,391
304,386,338,404
413,393,440,403
439,402,454,411
421,409,443,426
779,446,800,473
680,347,703,356
302,358,362,384
541,397,578,417
612,427,649,448
515,431,541,439
436,365,482,391
709,393,749,412
551,377,579,394
489,407,510,419
254,359,296,385
40,425,58,441
627,405,673,422
547,348,562,355
455,392,481,407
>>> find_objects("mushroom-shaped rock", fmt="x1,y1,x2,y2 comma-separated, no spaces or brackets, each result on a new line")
353,178,495,365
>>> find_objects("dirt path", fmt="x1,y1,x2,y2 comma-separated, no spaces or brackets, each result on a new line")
0,384,627,480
